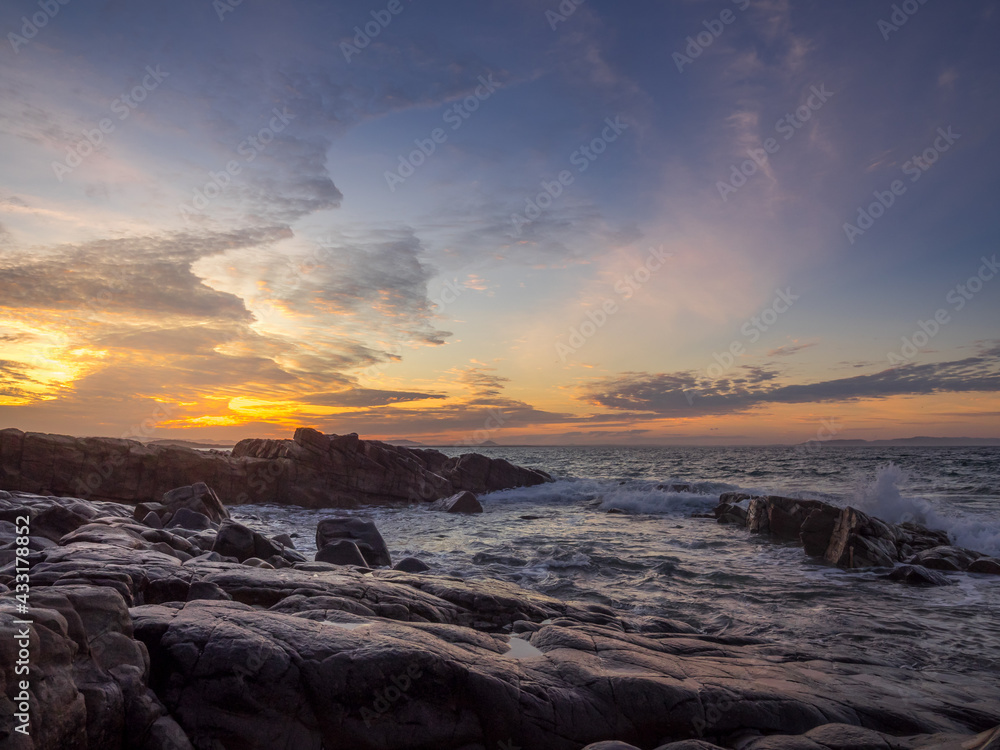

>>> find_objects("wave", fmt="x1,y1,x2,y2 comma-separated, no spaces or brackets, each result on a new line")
485,477,730,516
849,463,1000,557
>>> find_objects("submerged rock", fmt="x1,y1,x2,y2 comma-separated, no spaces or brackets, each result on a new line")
393,557,431,573
888,564,953,586
428,490,483,514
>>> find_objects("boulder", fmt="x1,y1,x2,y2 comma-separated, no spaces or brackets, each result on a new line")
428,491,483,514
315,540,369,567
393,557,431,573
165,507,214,531
969,558,1000,575
800,504,841,557
888,564,952,586
161,482,229,524
212,520,284,563
186,581,232,602
907,546,983,572
316,517,391,567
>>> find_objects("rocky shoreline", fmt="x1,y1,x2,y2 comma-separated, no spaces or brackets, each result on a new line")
0,428,551,508
2,473,1000,749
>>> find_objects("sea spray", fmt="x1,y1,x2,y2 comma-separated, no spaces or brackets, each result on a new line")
851,463,1000,557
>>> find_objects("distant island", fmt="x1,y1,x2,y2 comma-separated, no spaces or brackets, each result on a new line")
800,436,1000,447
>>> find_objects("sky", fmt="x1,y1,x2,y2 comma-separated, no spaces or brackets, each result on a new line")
0,0,998,446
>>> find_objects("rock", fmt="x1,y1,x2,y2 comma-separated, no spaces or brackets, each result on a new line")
888,564,953,586
713,501,748,525
165,507,214,531
393,557,431,573
0,585,191,749
242,557,275,569
969,558,1000,575
428,490,483,513
907,545,983,572
315,540,369,567
186,581,232,601
583,743,642,750
272,533,295,549
709,494,994,581
316,517,391,567
212,520,284,563
800,504,841,557
128,598,1000,750
6,487,1000,750
142,510,163,529
161,482,230,524
0,427,551,509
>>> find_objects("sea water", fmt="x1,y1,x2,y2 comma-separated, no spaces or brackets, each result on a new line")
232,445,1000,677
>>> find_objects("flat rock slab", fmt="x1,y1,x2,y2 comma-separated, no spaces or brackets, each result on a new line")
129,597,1000,750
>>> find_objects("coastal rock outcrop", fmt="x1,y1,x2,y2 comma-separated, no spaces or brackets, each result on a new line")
4,490,1000,750
712,492,999,576
0,427,551,509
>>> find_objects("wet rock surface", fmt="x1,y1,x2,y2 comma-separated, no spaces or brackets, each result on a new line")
711,493,998,577
1,490,998,750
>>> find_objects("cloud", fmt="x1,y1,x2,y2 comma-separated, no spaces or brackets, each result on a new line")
767,341,818,357
0,227,286,319
579,346,1000,417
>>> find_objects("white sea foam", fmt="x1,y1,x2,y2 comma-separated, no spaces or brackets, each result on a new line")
485,478,726,516
850,463,1000,557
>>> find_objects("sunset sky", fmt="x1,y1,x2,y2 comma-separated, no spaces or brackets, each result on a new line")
1,0,998,445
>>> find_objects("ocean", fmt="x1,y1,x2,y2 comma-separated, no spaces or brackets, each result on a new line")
232,445,1000,679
